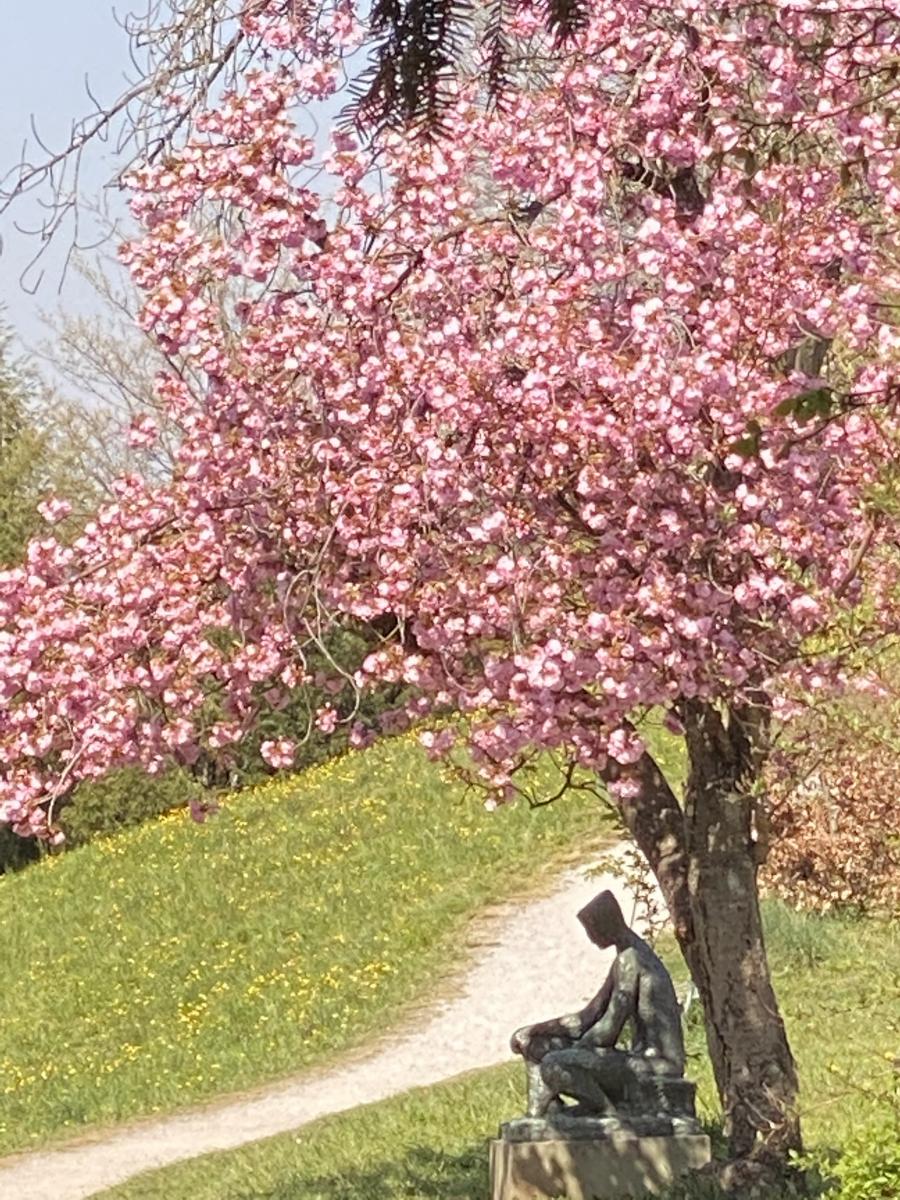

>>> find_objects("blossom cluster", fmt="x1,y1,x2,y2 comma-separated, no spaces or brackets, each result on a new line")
2,0,900,832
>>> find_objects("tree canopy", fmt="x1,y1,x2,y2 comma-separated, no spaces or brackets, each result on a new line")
2,0,896,815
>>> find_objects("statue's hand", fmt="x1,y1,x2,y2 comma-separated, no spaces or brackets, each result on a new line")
511,1019,561,1055
510,1025,530,1055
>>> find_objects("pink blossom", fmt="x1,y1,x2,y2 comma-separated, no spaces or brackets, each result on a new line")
663,712,686,737
190,795,221,824
36,497,72,525
349,721,376,750
260,739,296,770
419,727,456,758
314,705,338,734
607,728,646,766
127,415,159,449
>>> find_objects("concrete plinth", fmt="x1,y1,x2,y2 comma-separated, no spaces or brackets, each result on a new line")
489,1133,711,1200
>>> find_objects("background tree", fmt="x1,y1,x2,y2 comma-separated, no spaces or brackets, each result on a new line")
40,255,186,490
0,317,53,565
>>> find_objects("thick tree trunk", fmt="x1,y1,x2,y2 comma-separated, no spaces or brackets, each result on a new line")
679,700,801,1160
602,700,801,1163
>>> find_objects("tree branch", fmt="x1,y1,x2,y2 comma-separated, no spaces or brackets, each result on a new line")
599,748,693,943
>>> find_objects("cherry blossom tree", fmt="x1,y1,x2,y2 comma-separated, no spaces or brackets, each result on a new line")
2,0,900,1170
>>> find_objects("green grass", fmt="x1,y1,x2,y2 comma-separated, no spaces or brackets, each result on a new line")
94,902,900,1200
0,734,611,1156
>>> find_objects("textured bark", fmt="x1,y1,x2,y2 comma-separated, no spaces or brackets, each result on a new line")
602,701,801,1162
680,700,801,1160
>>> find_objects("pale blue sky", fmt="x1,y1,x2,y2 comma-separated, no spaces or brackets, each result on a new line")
0,2,132,349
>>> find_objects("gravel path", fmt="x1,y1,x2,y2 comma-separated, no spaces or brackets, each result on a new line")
0,849,644,1200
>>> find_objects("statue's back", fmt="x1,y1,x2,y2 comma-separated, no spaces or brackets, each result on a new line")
628,939,685,1074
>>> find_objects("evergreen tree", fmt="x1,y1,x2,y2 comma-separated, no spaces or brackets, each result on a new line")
0,319,47,567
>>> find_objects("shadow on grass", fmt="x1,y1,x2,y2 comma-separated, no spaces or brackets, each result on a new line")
240,1143,487,1200
240,1122,734,1200
238,1119,827,1200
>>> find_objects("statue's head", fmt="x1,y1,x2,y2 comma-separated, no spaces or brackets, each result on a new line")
577,889,628,949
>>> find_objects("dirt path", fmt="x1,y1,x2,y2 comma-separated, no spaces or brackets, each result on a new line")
0,851,644,1200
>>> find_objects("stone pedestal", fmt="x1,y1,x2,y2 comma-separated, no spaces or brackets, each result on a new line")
489,1132,711,1200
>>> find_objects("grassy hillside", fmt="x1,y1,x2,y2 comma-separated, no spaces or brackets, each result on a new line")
0,734,610,1156
96,903,900,1200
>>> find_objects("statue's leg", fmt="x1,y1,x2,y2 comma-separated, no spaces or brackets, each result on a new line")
517,1033,574,1118
540,1048,632,1115
525,1058,557,1118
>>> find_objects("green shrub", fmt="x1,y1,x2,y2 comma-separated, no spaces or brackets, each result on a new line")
58,767,204,847
0,822,41,874
832,1124,900,1200
802,1123,900,1200
191,624,409,791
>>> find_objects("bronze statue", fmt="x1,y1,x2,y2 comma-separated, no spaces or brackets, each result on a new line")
508,890,697,1136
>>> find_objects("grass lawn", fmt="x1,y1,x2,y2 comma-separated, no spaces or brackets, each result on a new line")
94,902,900,1200
0,734,613,1156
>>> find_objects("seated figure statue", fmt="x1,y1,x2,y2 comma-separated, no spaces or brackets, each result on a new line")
510,889,693,1131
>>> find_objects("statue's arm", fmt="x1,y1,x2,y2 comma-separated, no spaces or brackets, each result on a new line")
577,970,614,1030
510,973,613,1053
548,970,615,1038
577,955,638,1049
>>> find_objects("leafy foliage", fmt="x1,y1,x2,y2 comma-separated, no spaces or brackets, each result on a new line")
347,0,589,131
810,1125,900,1200
0,319,48,567
57,767,203,848
763,697,900,916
